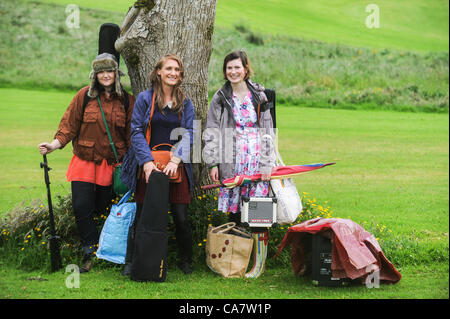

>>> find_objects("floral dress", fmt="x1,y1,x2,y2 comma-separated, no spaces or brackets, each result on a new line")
218,91,270,213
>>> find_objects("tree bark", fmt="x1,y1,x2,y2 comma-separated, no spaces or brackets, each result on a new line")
116,0,217,194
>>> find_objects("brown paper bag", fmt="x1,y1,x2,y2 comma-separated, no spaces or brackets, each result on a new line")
205,222,254,278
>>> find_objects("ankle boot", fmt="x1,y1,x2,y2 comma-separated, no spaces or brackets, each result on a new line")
79,254,93,273
79,245,96,273
245,231,269,279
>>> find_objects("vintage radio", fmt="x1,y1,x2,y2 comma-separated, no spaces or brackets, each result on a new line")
240,196,277,228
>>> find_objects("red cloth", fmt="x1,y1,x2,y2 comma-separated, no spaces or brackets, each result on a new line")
275,218,402,284
66,155,115,186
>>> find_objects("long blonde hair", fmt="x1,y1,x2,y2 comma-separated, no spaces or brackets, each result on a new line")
149,54,186,114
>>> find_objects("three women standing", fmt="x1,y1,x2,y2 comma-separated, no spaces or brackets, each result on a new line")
38,49,272,279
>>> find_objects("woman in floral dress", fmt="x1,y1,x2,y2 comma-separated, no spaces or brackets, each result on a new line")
204,51,276,278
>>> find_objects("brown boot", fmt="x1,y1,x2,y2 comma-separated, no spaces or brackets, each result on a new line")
79,253,93,273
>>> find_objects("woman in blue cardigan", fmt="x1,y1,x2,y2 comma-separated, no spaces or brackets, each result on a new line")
121,54,196,275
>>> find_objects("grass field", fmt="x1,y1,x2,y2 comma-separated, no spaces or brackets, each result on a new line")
0,263,448,299
26,0,449,52
1,0,448,300
1,88,448,236
0,88,448,268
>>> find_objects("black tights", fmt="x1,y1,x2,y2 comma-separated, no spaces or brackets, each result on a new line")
71,181,112,252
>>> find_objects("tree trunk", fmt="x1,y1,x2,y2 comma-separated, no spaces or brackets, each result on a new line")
116,0,217,195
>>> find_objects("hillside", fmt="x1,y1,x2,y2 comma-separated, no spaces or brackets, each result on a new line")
24,0,450,52
1,0,448,112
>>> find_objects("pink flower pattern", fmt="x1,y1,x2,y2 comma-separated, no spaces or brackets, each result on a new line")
218,91,269,213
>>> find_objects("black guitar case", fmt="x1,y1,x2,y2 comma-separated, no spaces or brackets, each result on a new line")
98,23,121,65
130,172,169,282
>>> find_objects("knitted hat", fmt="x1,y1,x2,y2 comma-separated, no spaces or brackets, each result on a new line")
88,53,125,98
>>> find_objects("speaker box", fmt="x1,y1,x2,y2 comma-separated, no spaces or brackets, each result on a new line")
311,233,350,287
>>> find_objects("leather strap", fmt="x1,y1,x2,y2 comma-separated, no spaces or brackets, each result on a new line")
152,143,175,151
145,93,182,146
145,92,157,144
257,102,260,126
97,96,119,164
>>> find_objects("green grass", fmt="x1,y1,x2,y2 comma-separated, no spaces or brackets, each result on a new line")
1,88,448,239
27,0,449,52
218,0,449,52
0,262,448,299
278,107,449,237
0,89,75,213
1,88,448,234
0,88,448,286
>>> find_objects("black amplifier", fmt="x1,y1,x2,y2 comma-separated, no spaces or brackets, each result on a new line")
311,233,350,287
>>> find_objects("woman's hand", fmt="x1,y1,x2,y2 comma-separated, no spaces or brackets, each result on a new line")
143,161,160,182
261,167,277,182
163,161,178,177
38,139,62,155
210,166,219,183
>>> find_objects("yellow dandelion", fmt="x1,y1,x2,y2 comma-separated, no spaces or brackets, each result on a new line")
41,241,46,245
21,248,25,251
198,243,202,247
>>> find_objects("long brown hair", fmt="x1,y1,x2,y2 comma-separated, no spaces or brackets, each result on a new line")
149,54,185,114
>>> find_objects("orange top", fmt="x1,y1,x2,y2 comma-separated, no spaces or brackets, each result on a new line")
66,155,115,186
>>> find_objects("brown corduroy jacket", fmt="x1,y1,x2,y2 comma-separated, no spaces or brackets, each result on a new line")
54,86,135,165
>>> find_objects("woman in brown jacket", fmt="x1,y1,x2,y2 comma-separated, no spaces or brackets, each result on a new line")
38,53,135,273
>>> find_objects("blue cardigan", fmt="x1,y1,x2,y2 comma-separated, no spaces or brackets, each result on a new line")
121,88,196,192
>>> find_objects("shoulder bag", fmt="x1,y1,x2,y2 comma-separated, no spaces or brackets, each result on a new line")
144,93,183,183
269,148,303,224
97,96,129,196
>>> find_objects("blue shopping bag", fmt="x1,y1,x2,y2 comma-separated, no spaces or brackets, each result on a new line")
96,190,136,264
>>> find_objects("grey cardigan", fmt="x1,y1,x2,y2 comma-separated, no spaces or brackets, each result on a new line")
203,80,277,180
